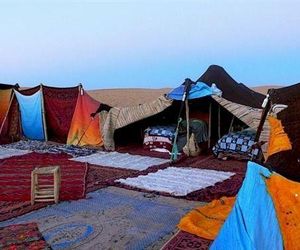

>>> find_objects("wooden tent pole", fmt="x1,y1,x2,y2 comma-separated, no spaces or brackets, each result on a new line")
218,104,221,139
208,102,212,148
255,94,271,142
40,84,48,141
185,99,190,156
0,90,15,136
228,115,234,133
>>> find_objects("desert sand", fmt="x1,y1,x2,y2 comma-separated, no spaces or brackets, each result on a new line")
88,88,171,107
251,85,282,95
88,85,281,107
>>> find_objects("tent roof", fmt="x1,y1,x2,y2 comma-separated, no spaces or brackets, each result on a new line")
0,83,19,90
197,65,265,108
212,95,268,132
167,81,221,100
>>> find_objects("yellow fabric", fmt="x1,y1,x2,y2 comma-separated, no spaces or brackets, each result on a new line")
178,196,235,240
267,116,292,158
266,174,300,250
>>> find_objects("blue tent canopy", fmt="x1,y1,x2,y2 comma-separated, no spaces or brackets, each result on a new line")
167,81,221,101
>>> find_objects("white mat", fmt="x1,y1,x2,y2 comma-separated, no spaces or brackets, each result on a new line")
116,167,235,196
0,147,31,160
71,151,169,171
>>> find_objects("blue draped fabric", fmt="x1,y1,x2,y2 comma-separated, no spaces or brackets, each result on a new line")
167,82,221,100
210,162,283,250
15,90,45,140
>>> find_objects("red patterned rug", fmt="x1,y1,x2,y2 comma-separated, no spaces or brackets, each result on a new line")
86,165,137,192
162,231,212,250
0,222,51,249
0,154,137,222
0,152,87,201
116,144,171,159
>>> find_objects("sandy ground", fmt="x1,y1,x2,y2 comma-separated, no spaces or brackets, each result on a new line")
88,85,281,107
251,85,282,95
88,88,171,107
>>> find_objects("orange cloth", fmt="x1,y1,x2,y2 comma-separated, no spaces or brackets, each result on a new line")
67,91,103,146
0,89,12,128
267,116,292,158
266,174,300,250
178,196,235,240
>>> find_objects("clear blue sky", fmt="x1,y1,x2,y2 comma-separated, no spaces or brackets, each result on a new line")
1,0,300,89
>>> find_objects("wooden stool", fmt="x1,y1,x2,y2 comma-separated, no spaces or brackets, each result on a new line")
31,166,61,205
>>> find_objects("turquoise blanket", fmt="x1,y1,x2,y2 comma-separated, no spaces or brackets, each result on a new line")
15,90,45,140
210,162,283,250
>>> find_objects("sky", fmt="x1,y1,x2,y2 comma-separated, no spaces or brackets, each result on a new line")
0,0,300,89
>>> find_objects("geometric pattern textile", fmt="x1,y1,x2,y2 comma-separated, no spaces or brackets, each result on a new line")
212,129,259,159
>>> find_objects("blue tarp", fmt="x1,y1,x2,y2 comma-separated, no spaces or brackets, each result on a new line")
210,161,283,250
167,82,221,101
15,90,45,140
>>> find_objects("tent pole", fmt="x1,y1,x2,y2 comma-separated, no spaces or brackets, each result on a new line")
228,115,234,133
255,94,271,142
218,104,221,139
185,99,190,156
0,90,15,136
208,102,212,148
40,84,48,141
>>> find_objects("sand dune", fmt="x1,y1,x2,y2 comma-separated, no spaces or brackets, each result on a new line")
88,88,171,107
88,85,282,107
251,85,282,95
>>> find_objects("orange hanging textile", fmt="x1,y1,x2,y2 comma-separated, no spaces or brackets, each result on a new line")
0,89,12,128
267,116,292,158
67,90,103,147
178,196,235,240
266,174,300,250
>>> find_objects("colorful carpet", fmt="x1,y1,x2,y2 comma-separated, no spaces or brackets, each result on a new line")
162,231,212,250
71,151,169,171
0,162,136,222
116,167,234,196
86,165,137,192
0,187,200,250
0,222,51,250
114,155,246,202
0,152,87,201
117,144,170,159
0,147,31,160
3,140,98,157
0,201,47,223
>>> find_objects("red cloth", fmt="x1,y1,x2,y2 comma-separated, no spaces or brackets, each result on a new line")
0,222,51,249
43,86,79,143
0,152,87,201
162,230,211,250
